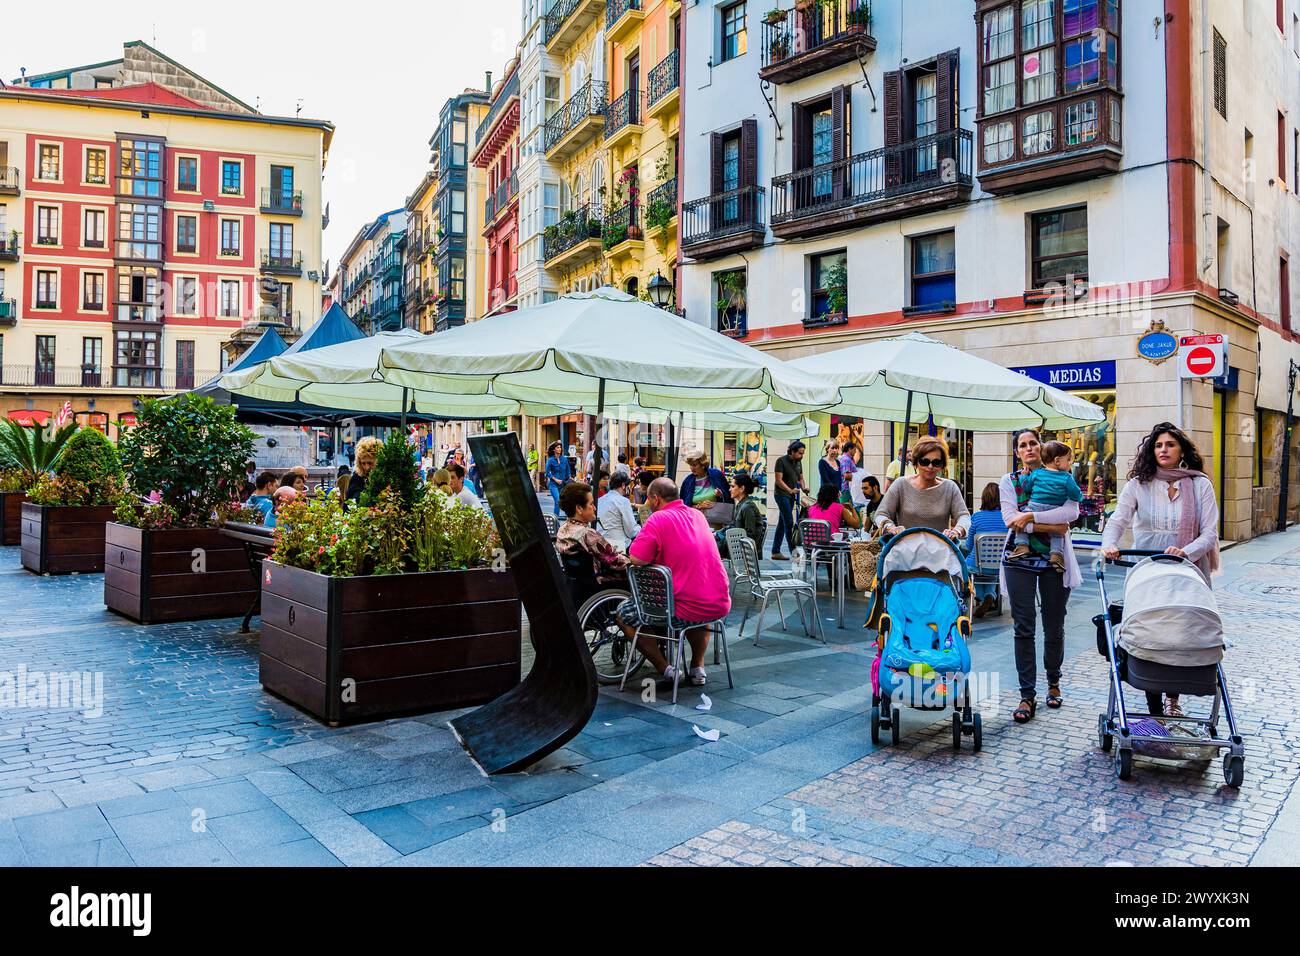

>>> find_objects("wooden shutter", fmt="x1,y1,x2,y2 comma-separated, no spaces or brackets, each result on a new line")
710,131,723,193
883,70,903,188
740,119,758,188
792,103,810,170
935,51,959,175
831,86,848,200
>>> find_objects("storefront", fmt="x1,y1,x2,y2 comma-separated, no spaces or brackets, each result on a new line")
1007,359,1119,542
889,421,975,499
712,429,768,503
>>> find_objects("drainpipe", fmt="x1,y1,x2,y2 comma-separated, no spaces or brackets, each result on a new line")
1200,0,1214,280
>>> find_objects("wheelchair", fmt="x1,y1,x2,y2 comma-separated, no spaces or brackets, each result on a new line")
559,551,646,685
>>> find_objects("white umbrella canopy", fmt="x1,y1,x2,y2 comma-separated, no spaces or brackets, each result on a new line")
374,287,841,415
789,332,1106,431
220,329,566,419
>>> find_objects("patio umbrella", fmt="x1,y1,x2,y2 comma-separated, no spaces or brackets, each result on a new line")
374,286,841,481
787,332,1106,471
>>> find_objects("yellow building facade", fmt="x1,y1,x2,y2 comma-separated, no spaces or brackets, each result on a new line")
404,170,439,333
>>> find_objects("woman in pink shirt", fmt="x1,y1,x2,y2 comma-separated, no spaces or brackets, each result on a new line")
807,483,861,535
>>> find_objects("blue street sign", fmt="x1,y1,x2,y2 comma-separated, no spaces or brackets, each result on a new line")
1010,360,1117,390
1137,330,1179,362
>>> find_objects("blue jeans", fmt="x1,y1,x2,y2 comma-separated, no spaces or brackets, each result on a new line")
549,482,562,516
773,493,796,556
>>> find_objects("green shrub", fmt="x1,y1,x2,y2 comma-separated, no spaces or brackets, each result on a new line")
0,419,77,489
39,428,123,506
360,428,419,509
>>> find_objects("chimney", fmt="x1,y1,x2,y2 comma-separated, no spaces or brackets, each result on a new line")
485,71,492,93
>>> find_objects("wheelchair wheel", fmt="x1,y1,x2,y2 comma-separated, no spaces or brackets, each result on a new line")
578,589,644,685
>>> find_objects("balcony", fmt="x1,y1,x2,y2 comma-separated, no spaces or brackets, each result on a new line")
0,166,18,196
543,202,604,267
602,201,642,264
545,80,608,159
681,185,766,261
116,238,164,262
770,129,973,240
646,49,680,124
261,250,303,275
0,231,18,262
485,172,519,228
114,302,164,324
644,176,677,242
0,298,15,328
260,187,304,216
545,0,604,52
976,93,1124,196
759,1,875,85
604,89,643,151
606,0,644,45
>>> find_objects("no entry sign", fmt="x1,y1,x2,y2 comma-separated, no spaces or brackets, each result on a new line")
1178,334,1226,379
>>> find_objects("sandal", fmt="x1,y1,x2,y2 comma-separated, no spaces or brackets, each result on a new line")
1046,685,1063,709
1012,698,1037,723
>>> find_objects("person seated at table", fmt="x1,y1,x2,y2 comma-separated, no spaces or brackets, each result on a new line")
555,482,629,587
807,482,861,535
280,472,307,494
680,451,729,514
598,472,641,552
429,467,453,495
618,478,731,690
716,471,763,558
964,482,1009,617
860,475,884,522
268,485,297,528
447,462,484,510
634,469,654,509
246,472,279,525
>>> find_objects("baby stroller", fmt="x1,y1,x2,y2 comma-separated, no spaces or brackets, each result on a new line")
1094,550,1245,787
866,528,980,751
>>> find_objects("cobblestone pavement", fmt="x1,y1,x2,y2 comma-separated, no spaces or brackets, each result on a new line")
0,529,1296,867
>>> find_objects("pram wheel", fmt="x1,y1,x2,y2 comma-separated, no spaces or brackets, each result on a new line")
1222,754,1244,789
951,714,962,750
890,706,901,746
1097,714,1113,752
870,705,881,744
1114,745,1132,781
972,713,982,752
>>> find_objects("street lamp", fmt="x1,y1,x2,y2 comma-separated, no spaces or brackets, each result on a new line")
647,270,673,309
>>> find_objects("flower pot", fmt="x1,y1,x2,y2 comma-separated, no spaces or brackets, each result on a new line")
764,10,785,25
20,502,116,575
103,523,258,624
259,560,522,725
0,491,26,546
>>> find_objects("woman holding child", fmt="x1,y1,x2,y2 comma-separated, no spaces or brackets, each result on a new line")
1000,430,1082,725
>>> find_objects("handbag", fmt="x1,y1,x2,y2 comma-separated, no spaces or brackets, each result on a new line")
703,501,735,528
849,525,884,591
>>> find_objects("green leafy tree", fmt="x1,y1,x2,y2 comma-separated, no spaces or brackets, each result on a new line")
0,419,78,489
360,428,420,509
117,394,256,528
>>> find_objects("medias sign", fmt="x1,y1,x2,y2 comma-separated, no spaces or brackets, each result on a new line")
1009,360,1116,390
1178,334,1227,379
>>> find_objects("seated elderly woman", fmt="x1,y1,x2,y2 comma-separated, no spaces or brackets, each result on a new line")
554,481,629,587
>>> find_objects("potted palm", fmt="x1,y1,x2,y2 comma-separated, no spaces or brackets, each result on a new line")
260,431,520,725
0,419,77,546
104,394,260,624
21,427,123,574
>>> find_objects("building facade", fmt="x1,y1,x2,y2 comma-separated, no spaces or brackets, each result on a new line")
404,170,439,333
336,209,407,335
517,0,566,310
0,41,331,436
473,61,522,316
679,0,1300,544
428,90,491,332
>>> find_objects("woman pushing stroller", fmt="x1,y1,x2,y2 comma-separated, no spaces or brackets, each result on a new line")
1102,422,1220,720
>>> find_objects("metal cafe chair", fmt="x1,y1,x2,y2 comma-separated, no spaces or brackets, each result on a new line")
733,537,825,645
543,513,559,540
619,564,733,705
971,532,1006,616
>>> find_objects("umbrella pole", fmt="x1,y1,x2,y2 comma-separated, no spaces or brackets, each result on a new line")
400,387,408,432
898,389,915,476
593,378,605,507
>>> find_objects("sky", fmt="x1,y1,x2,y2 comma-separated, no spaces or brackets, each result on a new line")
1,0,523,270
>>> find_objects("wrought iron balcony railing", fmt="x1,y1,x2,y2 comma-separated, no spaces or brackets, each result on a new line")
543,203,603,262
770,128,972,226
647,48,679,108
260,187,304,214
603,200,639,249
681,185,766,249
0,231,20,260
760,0,873,74
604,88,641,140
544,79,608,153
606,0,640,29
645,176,677,231
260,250,304,274
0,166,20,193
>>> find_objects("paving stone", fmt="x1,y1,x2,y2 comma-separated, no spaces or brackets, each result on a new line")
14,805,115,850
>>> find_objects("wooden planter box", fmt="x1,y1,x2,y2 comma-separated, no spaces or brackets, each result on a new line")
0,492,26,546
259,560,522,725
20,502,116,575
103,523,258,624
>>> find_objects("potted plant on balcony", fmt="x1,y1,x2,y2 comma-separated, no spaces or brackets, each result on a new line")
21,427,124,575
764,6,786,25
104,393,259,624
259,459,520,724
0,418,77,546
845,0,871,31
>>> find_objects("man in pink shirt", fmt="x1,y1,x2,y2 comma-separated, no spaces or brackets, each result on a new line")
617,477,732,688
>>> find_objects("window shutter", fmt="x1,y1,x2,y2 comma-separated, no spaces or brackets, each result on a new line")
936,51,959,174
884,70,903,188
831,86,849,200
710,131,723,194
741,119,758,189
792,103,809,171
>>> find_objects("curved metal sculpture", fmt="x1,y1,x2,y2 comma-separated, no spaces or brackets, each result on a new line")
452,433,598,774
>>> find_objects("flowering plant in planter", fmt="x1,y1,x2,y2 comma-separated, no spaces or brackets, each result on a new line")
115,394,256,529
26,428,123,506
0,470,25,493
0,418,78,490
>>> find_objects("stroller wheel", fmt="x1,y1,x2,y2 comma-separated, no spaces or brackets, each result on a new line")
890,707,901,746
1223,754,1244,789
972,713,982,752
951,713,962,750
870,705,881,745
1097,714,1113,753
1114,746,1132,781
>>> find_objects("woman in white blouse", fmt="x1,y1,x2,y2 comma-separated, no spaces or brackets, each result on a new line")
1102,422,1220,719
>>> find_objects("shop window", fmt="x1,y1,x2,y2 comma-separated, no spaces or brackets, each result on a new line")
1031,206,1088,287
1034,390,1118,536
